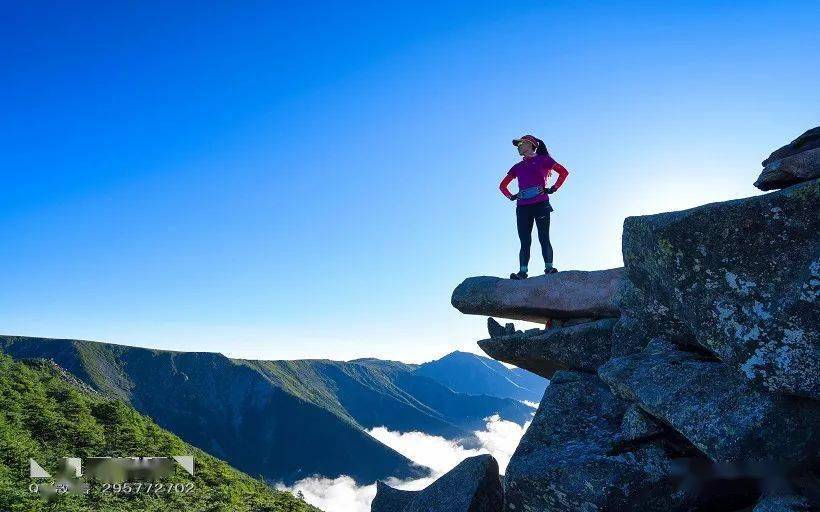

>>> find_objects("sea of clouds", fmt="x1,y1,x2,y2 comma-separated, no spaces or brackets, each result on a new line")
277,413,533,512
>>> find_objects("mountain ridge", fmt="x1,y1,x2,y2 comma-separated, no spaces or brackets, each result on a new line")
0,335,536,486
414,350,548,403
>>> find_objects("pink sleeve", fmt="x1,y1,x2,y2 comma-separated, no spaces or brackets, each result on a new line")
499,174,515,199
541,157,556,179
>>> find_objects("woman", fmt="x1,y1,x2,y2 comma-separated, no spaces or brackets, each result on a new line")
499,134,569,280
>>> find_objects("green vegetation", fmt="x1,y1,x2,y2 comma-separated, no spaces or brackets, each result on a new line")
0,353,321,512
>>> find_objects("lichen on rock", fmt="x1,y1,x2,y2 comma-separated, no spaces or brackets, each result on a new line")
620,179,819,398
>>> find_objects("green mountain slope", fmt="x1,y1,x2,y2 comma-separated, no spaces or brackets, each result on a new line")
0,352,320,512
0,336,425,485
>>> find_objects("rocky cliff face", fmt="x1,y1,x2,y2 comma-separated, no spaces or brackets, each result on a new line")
442,129,819,512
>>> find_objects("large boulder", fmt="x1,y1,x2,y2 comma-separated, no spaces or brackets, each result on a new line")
504,371,696,512
620,179,820,398
451,269,622,323
598,339,818,464
762,127,820,166
755,148,820,191
478,318,615,378
756,127,820,191
371,454,503,512
752,494,814,512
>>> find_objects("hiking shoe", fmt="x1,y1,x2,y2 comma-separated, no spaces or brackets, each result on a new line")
510,271,528,280
545,267,558,275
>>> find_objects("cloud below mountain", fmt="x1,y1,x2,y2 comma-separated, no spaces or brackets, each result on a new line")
279,414,531,512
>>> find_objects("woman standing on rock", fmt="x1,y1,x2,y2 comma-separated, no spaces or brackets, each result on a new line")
499,134,569,280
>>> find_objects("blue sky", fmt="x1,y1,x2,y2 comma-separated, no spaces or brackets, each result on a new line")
2,1,818,362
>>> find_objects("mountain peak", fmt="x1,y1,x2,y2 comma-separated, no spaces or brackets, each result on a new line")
414,349,547,402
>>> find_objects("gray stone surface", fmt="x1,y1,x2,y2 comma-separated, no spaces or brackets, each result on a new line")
504,371,695,512
598,339,818,464
486,317,515,338
621,179,820,398
451,268,622,323
371,481,413,512
753,494,814,512
371,454,503,512
478,318,615,378
617,403,663,444
755,147,820,191
762,127,820,166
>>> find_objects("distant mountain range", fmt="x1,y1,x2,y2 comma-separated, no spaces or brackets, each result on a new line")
0,336,545,485
413,350,548,403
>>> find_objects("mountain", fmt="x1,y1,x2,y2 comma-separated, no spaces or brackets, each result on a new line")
0,336,532,486
244,357,532,436
413,351,548,403
0,352,319,512
0,336,424,485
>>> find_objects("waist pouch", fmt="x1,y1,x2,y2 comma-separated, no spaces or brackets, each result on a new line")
519,186,545,200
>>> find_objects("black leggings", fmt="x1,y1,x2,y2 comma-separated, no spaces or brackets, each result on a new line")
516,201,553,269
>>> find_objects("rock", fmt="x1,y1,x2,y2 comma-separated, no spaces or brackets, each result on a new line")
478,318,615,378
611,277,696,358
487,317,505,338
598,339,818,464
550,316,596,327
487,318,518,338
505,371,695,511
753,494,813,512
371,481,413,512
755,147,820,191
451,268,622,323
371,454,503,512
762,127,820,166
617,404,663,444
621,179,820,398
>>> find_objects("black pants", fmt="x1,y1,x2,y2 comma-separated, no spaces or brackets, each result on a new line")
516,201,553,269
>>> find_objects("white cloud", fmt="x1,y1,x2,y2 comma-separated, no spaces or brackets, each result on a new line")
520,400,540,409
276,475,376,512
472,414,528,472
367,427,477,475
278,415,530,512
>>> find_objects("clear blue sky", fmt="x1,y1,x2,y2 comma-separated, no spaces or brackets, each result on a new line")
2,1,818,362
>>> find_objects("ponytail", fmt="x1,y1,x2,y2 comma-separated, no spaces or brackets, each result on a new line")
534,138,551,157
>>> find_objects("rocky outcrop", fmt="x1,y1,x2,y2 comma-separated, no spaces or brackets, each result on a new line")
599,339,817,463
755,148,820,191
752,494,813,512
621,178,819,398
371,454,503,512
451,268,622,323
756,127,820,190
504,371,718,511
478,318,615,378
447,129,819,511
